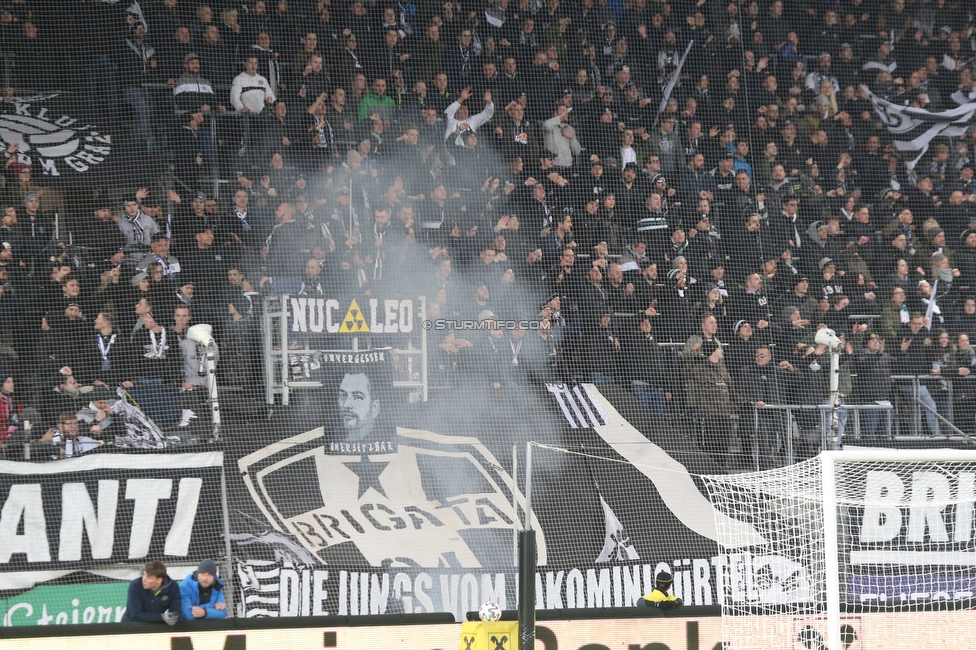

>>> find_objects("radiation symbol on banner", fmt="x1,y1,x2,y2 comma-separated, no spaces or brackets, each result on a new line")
338,299,370,333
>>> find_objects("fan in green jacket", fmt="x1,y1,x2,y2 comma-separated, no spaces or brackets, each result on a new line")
358,78,397,120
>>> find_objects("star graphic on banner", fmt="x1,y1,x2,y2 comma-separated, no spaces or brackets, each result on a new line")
343,455,389,498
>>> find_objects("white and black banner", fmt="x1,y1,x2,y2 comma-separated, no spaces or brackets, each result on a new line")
0,452,224,590
5,360,812,617
2,93,123,186
232,361,793,617
231,554,790,622
845,464,976,604
545,383,608,429
865,86,976,168
289,296,415,335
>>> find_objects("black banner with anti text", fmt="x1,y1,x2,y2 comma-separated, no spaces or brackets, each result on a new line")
0,452,224,589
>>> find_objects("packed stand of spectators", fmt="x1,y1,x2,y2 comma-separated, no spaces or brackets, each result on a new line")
0,0,975,466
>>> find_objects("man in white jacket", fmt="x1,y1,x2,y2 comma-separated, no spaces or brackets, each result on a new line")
230,55,276,158
230,55,276,114
543,105,582,168
443,86,494,147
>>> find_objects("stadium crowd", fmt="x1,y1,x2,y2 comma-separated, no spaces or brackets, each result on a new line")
0,0,975,465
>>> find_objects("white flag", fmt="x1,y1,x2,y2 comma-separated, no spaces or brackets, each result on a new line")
595,495,640,563
864,86,976,169
656,40,694,120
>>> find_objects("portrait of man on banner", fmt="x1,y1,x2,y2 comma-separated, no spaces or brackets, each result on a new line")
319,351,398,455
338,371,381,441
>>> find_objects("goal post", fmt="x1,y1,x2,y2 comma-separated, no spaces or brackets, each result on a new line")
821,450,841,650
703,448,976,650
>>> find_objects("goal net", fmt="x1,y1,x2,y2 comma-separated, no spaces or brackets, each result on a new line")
701,449,976,650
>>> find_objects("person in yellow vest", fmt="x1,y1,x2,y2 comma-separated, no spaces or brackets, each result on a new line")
637,570,683,610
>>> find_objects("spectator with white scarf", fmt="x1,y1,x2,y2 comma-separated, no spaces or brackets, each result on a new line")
136,233,183,283
117,195,160,268
73,313,134,389
128,310,183,428
805,53,839,93
39,412,100,458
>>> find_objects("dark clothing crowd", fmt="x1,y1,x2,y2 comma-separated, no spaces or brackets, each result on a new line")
0,0,975,465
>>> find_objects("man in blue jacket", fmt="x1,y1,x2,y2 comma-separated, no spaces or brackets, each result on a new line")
122,560,181,625
180,559,228,620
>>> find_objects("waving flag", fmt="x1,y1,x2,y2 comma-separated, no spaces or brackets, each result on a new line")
659,41,694,113
595,494,640,563
863,86,976,169
652,40,694,128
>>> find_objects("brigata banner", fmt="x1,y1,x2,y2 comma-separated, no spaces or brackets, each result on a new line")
0,452,224,590
230,349,791,619
0,366,818,617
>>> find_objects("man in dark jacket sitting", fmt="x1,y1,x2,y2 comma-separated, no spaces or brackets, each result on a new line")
122,560,181,625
